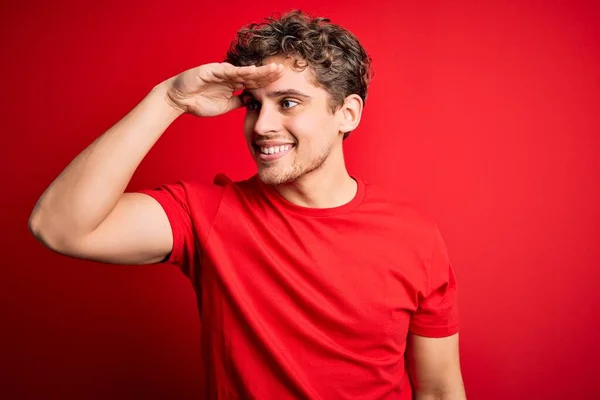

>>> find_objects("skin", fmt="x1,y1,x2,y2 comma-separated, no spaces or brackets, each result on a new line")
29,51,465,398
408,333,467,399
240,55,363,208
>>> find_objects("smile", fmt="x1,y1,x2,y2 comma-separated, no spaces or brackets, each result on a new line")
259,144,293,155
254,144,295,161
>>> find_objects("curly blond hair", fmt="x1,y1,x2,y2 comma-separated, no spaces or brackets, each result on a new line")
224,10,373,139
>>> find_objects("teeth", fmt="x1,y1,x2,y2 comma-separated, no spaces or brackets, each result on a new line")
260,145,292,155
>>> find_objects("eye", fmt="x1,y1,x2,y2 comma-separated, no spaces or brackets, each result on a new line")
245,100,260,111
281,99,299,109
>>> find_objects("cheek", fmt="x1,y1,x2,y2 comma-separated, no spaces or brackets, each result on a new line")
244,114,256,138
288,111,336,142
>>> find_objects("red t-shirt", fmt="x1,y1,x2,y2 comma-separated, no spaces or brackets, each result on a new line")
138,174,459,399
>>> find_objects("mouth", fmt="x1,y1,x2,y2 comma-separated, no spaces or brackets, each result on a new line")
253,143,296,162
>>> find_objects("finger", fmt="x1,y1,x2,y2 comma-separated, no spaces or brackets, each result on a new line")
243,79,272,89
223,65,259,80
230,82,245,91
199,65,226,83
242,64,284,88
237,63,283,80
240,64,281,83
219,80,245,91
254,63,283,78
212,64,246,82
198,65,246,91
213,64,274,83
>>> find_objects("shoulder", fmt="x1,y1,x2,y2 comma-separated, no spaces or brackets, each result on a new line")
169,173,257,198
358,178,445,257
360,178,439,232
140,173,249,213
205,173,267,211
213,173,261,197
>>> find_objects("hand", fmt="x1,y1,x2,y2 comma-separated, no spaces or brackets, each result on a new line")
164,62,284,117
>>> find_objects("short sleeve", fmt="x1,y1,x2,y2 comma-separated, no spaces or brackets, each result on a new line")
136,177,227,279
409,224,460,337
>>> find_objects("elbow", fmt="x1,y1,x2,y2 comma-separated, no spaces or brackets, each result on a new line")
28,208,44,241
28,196,52,240
29,212,54,251
28,208,71,254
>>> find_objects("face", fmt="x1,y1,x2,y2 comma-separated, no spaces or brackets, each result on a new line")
242,55,344,186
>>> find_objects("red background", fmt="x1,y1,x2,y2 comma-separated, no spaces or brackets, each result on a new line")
2,0,599,398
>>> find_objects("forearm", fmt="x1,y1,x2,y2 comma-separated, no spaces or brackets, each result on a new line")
29,80,183,246
414,387,467,400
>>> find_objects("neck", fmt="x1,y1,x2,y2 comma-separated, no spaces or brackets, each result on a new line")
273,150,357,209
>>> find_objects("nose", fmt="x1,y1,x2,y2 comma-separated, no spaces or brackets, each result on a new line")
252,103,282,135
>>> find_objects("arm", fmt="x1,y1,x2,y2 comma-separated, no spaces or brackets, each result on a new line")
28,62,285,265
406,332,467,400
28,81,183,264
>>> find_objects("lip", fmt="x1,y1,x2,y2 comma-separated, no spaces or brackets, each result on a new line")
254,144,295,162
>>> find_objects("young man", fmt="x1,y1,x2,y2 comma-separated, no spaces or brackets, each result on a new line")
29,10,466,400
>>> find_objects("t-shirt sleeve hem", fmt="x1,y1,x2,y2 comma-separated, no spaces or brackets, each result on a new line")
138,190,183,265
409,324,460,338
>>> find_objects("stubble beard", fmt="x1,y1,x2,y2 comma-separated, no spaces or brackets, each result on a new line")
257,145,332,186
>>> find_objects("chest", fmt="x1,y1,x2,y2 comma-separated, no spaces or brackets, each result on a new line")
204,210,426,349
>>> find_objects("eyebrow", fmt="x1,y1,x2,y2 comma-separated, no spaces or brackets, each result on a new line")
241,89,312,100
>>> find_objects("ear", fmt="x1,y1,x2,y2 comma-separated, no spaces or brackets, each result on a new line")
337,94,363,135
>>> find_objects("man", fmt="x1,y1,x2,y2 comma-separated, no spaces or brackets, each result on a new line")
29,10,466,399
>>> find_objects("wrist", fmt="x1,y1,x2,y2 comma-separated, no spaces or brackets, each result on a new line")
152,79,186,119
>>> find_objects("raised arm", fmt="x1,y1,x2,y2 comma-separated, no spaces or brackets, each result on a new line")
28,62,284,265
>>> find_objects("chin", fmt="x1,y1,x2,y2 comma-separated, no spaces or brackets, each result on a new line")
255,146,331,186
257,166,301,186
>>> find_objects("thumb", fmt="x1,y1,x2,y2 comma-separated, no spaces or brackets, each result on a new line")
225,82,246,112
225,94,244,113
